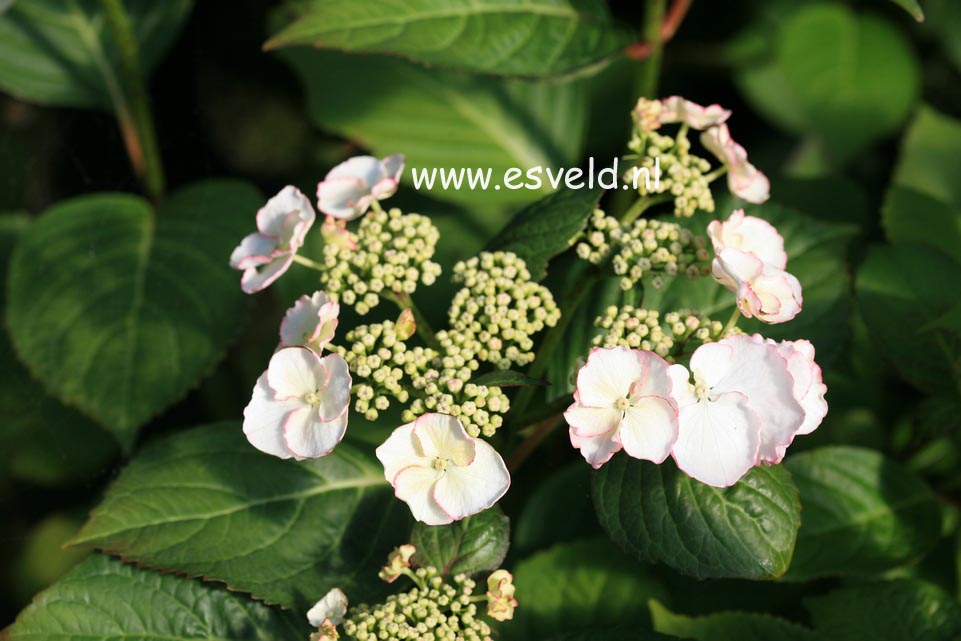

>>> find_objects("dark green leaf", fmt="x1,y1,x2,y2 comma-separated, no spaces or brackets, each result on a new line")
545,630,674,641
267,0,632,78
71,422,412,609
887,0,924,21
6,181,261,447
592,457,801,580
6,554,306,641
502,538,669,641
805,579,961,641
783,447,941,581
925,0,961,73
411,506,509,578
0,0,192,110
471,370,548,388
487,186,603,281
855,243,961,393
649,600,823,641
514,463,600,554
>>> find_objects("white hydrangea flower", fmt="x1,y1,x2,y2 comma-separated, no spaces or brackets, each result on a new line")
564,347,678,469
707,209,786,269
375,413,510,525
316,154,404,220
667,335,804,487
280,291,339,353
701,124,770,204
307,588,348,627
229,186,315,293
243,347,351,460
659,96,731,130
712,247,803,324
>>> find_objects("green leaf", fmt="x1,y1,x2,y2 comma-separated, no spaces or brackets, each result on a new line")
805,579,961,641
783,446,941,581
592,457,801,580
855,243,961,393
6,554,305,641
267,0,632,78
649,600,823,641
471,370,548,388
514,463,601,554
6,180,261,447
736,4,919,162
487,186,602,280
887,0,925,21
545,630,674,641
925,0,961,73
883,188,961,263
502,538,669,641
71,422,411,609
411,506,509,578
0,0,192,110
280,49,580,206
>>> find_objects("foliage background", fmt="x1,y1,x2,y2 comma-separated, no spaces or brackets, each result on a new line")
1,0,961,638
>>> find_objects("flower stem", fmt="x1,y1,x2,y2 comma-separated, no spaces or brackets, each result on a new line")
386,291,443,352
507,415,564,472
722,306,741,335
704,165,729,183
622,193,671,224
636,0,667,99
100,0,164,201
291,254,326,271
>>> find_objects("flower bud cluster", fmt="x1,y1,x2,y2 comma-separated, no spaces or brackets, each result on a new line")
445,252,560,369
402,380,509,438
341,569,493,641
321,207,442,314
576,210,710,291
626,130,715,218
592,306,734,361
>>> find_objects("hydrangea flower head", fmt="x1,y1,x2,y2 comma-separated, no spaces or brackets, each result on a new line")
565,347,678,468
229,186,316,293
701,124,770,204
375,413,510,525
243,347,351,460
316,154,404,220
667,335,804,487
660,96,731,130
280,291,339,353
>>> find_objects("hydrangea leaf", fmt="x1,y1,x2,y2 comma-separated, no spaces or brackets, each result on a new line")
71,422,412,610
501,538,669,641
886,0,924,21
6,554,306,641
805,579,961,641
266,0,632,78
783,446,941,581
592,457,801,580
544,630,675,641
514,463,601,554
0,0,192,110
410,506,509,578
5,181,261,448
649,600,823,641
487,186,603,281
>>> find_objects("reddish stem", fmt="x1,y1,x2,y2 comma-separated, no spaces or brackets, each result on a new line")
624,0,694,61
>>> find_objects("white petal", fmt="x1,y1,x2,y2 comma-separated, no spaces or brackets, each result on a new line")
242,373,300,459
564,403,621,437
393,465,450,525
240,254,293,294
729,160,770,204
307,588,348,627
376,423,426,482
317,177,369,220
411,413,475,467
672,392,760,488
230,233,276,269
267,347,324,400
576,346,644,407
280,292,340,350
325,155,382,184
707,210,786,269
569,426,622,468
751,267,803,324
316,354,351,421
619,396,678,464
257,186,314,236
432,439,509,521
283,406,347,460
778,340,827,437
629,350,674,398
660,96,731,129
667,364,697,407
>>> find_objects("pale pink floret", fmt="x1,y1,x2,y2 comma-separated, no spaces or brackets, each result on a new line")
229,186,316,294
659,96,732,130
712,248,803,324
243,347,351,460
707,209,786,270
700,124,770,204
317,154,405,220
280,291,339,353
307,588,348,627
564,346,678,469
375,413,510,526
668,335,804,487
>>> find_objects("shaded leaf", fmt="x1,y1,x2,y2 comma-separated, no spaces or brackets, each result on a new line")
514,463,600,554
649,600,823,641
471,370,548,388
411,506,509,577
887,0,924,21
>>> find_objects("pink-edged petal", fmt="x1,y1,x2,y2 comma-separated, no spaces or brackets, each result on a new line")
778,340,827,437
307,588,348,627
283,406,347,460
667,364,697,407
660,96,731,129
707,209,786,269
629,350,674,398
570,426,622,469
230,233,276,270
316,353,351,422
619,396,678,464
381,153,405,182
751,267,802,324
242,373,301,459
317,177,370,219
393,465,450,525
325,155,383,183
257,185,314,236
672,391,760,488
432,439,509,521
240,253,293,294
411,413,475,467
729,160,770,205
376,422,427,481
266,346,324,400
564,403,621,437
576,346,644,407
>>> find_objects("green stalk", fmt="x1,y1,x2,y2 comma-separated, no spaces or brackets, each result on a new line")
637,0,667,98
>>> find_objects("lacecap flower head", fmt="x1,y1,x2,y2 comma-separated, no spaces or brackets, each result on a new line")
243,347,351,460
317,154,404,220
280,290,339,353
701,124,770,204
229,186,315,293
376,413,510,525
